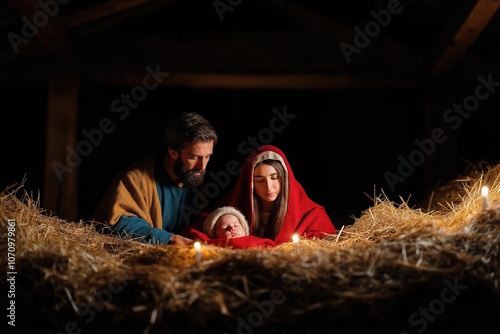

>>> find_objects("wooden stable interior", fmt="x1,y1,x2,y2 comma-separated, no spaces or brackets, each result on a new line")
0,0,499,221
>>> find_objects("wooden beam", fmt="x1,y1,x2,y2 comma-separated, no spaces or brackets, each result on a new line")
431,0,500,75
252,0,353,41
7,0,75,61
44,66,80,221
82,71,417,89
64,0,156,27
0,0,177,61
63,0,180,30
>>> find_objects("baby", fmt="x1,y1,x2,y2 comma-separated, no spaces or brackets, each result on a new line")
203,206,250,239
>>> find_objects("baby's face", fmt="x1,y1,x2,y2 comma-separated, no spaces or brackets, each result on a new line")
214,214,246,239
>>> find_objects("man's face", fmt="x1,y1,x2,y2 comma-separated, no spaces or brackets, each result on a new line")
174,141,214,188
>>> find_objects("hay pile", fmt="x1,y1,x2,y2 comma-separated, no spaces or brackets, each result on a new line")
2,164,500,334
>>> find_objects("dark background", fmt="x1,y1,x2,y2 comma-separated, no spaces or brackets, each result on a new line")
1,0,500,230
4,81,499,230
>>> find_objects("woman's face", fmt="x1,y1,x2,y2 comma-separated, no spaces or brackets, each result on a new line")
253,163,281,206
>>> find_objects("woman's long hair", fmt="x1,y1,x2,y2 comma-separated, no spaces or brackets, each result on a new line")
252,159,288,239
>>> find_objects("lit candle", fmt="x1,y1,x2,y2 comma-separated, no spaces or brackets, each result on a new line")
292,234,299,252
482,186,489,211
194,241,201,263
335,225,345,243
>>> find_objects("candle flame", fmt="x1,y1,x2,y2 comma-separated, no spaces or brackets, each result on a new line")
194,241,201,251
292,234,299,243
482,186,489,197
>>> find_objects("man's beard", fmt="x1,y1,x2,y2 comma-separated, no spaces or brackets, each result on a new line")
174,159,206,188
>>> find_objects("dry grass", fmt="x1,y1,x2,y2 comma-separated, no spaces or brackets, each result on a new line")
2,164,500,333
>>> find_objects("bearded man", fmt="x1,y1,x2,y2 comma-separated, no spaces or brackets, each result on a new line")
93,112,218,245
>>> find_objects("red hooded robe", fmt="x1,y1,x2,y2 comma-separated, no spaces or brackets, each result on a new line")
182,145,336,248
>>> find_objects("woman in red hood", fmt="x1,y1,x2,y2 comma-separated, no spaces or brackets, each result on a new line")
182,145,337,248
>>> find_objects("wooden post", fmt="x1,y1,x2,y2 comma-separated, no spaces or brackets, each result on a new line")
44,66,80,221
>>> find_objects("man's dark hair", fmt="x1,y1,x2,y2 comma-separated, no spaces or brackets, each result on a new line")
164,112,218,151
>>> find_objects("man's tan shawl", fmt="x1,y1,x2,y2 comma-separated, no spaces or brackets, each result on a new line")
94,155,163,229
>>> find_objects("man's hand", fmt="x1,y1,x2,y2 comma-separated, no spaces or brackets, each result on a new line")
169,234,194,246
